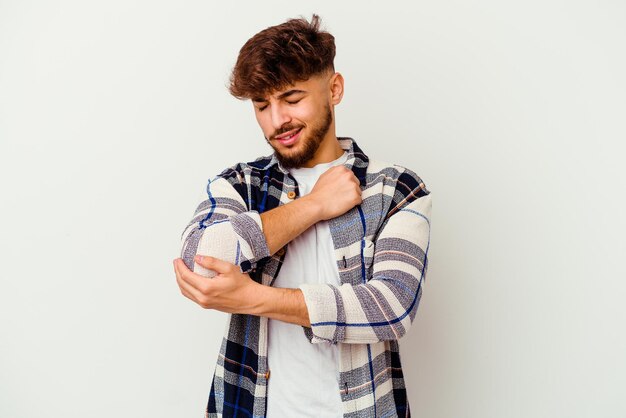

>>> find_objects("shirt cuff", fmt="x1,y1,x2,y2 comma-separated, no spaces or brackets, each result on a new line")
298,283,345,344
229,211,271,272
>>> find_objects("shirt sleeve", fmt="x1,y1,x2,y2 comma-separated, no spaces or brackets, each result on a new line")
179,171,271,276
298,190,432,344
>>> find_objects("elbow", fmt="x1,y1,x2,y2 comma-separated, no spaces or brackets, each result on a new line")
375,315,413,342
369,281,423,343
180,227,203,271
392,281,423,341
180,209,270,276
361,276,423,343
180,222,243,277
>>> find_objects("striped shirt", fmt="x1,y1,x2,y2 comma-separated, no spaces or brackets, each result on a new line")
180,137,432,418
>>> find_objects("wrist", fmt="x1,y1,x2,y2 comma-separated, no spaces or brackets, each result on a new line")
299,193,324,223
251,285,283,319
242,281,265,315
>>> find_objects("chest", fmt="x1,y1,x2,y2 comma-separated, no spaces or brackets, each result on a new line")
253,172,392,287
271,221,340,288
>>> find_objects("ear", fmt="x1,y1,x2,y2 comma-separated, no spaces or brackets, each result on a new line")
329,72,344,105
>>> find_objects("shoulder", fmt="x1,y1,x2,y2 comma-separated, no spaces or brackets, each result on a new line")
366,158,430,197
204,154,277,209
216,154,276,184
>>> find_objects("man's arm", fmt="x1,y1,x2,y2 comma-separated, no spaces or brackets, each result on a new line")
259,196,320,256
176,163,363,323
179,169,270,274
298,170,432,345
180,164,361,274
260,165,362,254
177,165,431,345
174,255,311,327
175,175,430,341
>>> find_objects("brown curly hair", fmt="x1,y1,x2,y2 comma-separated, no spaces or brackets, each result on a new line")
229,14,336,100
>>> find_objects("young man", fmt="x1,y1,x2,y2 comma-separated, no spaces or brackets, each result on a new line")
173,14,432,418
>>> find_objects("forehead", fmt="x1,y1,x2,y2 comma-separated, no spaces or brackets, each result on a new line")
252,75,325,102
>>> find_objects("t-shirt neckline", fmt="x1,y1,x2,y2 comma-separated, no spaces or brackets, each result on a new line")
288,151,348,177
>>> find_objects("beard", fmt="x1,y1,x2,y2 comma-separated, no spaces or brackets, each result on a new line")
265,104,333,169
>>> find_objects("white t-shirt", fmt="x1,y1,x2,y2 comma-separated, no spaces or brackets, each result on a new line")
266,151,348,418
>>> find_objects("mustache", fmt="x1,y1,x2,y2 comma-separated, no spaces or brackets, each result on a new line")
270,124,304,140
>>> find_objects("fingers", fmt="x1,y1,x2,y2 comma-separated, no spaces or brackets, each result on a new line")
178,279,201,304
173,259,210,303
194,255,235,274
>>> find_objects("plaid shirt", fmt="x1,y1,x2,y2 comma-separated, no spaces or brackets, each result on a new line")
180,138,432,418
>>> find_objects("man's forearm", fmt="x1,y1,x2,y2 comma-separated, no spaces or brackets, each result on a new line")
249,285,311,327
260,195,322,255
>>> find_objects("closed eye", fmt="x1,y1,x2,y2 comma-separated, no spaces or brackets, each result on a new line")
255,96,302,111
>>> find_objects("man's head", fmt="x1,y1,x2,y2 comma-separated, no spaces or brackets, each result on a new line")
229,14,344,168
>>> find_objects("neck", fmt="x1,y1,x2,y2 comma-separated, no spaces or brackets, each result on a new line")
302,132,344,168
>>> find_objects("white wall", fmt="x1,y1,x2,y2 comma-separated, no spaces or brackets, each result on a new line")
1,1,624,417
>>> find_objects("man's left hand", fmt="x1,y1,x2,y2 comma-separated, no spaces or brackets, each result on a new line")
173,256,262,314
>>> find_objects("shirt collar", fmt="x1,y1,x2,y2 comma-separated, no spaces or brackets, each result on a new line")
266,137,369,188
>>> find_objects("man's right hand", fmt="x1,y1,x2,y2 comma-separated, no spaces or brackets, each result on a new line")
259,165,362,256
307,165,362,221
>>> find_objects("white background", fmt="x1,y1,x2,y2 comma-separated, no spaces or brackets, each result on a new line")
1,1,625,417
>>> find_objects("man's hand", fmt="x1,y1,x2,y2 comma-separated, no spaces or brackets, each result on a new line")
174,256,311,326
307,165,362,220
259,165,362,255
173,256,262,314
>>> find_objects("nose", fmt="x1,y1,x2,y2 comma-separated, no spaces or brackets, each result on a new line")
269,103,291,132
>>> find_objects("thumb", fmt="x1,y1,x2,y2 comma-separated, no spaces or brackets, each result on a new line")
194,255,233,274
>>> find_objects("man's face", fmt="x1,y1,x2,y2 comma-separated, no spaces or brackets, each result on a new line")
252,73,336,169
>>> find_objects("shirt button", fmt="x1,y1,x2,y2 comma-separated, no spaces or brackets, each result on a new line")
287,191,296,199
276,247,286,257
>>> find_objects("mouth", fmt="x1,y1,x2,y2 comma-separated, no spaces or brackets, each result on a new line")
274,127,303,146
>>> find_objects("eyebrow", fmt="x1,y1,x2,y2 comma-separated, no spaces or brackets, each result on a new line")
252,89,307,103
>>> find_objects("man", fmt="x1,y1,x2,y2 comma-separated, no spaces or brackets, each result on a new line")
173,14,432,418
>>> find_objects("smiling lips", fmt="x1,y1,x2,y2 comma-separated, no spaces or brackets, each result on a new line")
274,128,303,146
